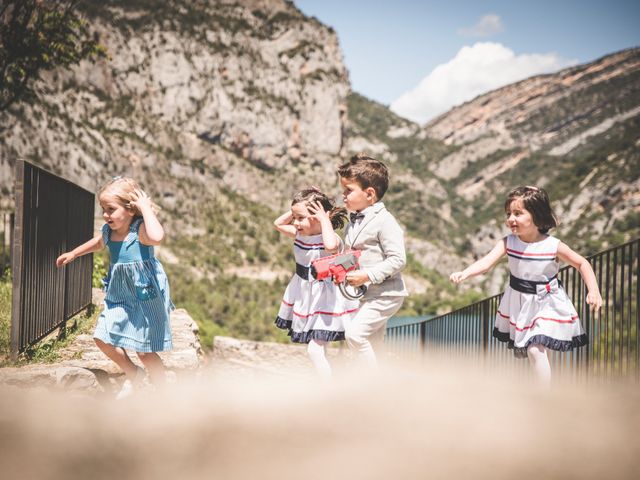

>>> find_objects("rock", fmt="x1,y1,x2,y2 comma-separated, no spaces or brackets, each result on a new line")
0,308,203,394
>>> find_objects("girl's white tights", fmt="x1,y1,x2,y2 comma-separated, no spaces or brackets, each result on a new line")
307,339,331,380
527,343,551,386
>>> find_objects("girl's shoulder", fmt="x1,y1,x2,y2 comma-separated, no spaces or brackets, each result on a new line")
101,219,144,244
294,232,324,250
511,233,560,250
101,223,112,244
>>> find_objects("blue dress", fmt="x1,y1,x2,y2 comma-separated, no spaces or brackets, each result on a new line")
93,218,173,352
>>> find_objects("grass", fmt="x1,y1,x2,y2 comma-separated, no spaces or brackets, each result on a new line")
16,308,98,365
397,254,485,316
0,263,101,367
0,270,10,361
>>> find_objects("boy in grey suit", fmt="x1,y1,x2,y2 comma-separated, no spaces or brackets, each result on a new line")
338,153,408,366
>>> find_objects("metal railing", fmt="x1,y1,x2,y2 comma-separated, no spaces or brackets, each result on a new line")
386,239,640,379
10,160,94,358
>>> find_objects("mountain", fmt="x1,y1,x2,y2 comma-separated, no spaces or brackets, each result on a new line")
1,1,638,346
423,48,640,256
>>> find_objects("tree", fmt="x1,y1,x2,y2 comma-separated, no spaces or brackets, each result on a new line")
0,0,106,111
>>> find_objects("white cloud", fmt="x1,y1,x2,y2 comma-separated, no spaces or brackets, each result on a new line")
390,42,577,124
458,14,504,37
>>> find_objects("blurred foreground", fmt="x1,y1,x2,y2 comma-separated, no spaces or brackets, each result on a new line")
1,354,638,480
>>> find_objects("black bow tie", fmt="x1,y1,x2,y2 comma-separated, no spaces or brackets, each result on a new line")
350,212,365,223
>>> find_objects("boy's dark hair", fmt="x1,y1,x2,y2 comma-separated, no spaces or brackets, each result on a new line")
505,186,558,234
337,153,389,200
292,188,348,230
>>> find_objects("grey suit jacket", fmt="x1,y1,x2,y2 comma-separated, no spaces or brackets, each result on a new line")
344,202,408,299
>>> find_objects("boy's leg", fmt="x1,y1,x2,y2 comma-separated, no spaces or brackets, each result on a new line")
344,296,404,367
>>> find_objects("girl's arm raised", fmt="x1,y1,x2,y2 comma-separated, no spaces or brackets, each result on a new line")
56,233,104,267
557,242,603,310
450,238,507,284
274,210,297,239
307,201,339,252
132,189,164,246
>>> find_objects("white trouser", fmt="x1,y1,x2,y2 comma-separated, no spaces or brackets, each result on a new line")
343,296,404,367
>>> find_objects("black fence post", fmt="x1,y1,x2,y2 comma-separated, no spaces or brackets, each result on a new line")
10,160,25,360
481,300,489,354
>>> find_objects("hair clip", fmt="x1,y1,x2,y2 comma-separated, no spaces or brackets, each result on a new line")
112,175,122,180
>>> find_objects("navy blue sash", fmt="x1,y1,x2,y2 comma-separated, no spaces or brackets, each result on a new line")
509,274,559,294
296,263,311,280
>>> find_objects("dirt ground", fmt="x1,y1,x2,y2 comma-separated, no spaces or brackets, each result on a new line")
1,349,639,480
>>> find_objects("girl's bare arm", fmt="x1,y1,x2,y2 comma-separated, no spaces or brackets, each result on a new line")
56,234,104,266
557,242,603,310
274,210,297,239
450,238,507,284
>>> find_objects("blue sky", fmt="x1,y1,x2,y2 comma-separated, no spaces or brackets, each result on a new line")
294,0,640,123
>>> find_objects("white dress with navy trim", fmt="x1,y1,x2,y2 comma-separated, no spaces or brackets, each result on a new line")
93,218,174,352
275,233,359,343
493,234,587,358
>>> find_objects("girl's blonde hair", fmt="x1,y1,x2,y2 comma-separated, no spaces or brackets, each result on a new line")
292,188,347,230
98,177,160,217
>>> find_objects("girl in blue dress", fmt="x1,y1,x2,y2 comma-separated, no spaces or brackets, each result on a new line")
56,177,173,399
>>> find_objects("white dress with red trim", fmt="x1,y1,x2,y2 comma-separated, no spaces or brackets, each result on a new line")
275,233,359,343
493,234,587,358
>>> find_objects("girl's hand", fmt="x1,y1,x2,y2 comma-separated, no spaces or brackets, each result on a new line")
129,189,153,212
307,200,330,223
449,272,466,284
586,291,603,311
346,270,369,287
56,252,76,267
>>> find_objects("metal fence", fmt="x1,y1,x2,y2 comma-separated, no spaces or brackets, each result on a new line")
10,160,94,358
386,238,640,379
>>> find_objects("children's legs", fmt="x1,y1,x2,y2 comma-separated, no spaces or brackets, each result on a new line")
344,297,403,368
307,339,331,380
527,343,551,386
136,352,166,385
94,338,139,379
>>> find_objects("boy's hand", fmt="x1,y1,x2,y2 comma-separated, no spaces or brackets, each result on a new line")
449,272,466,284
586,291,603,311
56,252,76,267
346,270,369,287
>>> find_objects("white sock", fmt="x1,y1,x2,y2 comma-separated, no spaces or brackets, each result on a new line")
307,339,331,380
527,344,551,386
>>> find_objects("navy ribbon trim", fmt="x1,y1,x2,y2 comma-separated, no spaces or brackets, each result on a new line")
296,263,311,280
492,328,588,358
509,274,559,294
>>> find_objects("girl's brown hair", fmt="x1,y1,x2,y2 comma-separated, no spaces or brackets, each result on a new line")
505,186,558,234
292,188,347,230
98,177,160,217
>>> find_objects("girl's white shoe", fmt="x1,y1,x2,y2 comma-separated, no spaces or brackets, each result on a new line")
115,366,146,400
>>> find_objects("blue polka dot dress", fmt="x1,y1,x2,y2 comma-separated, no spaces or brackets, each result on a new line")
93,218,173,352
